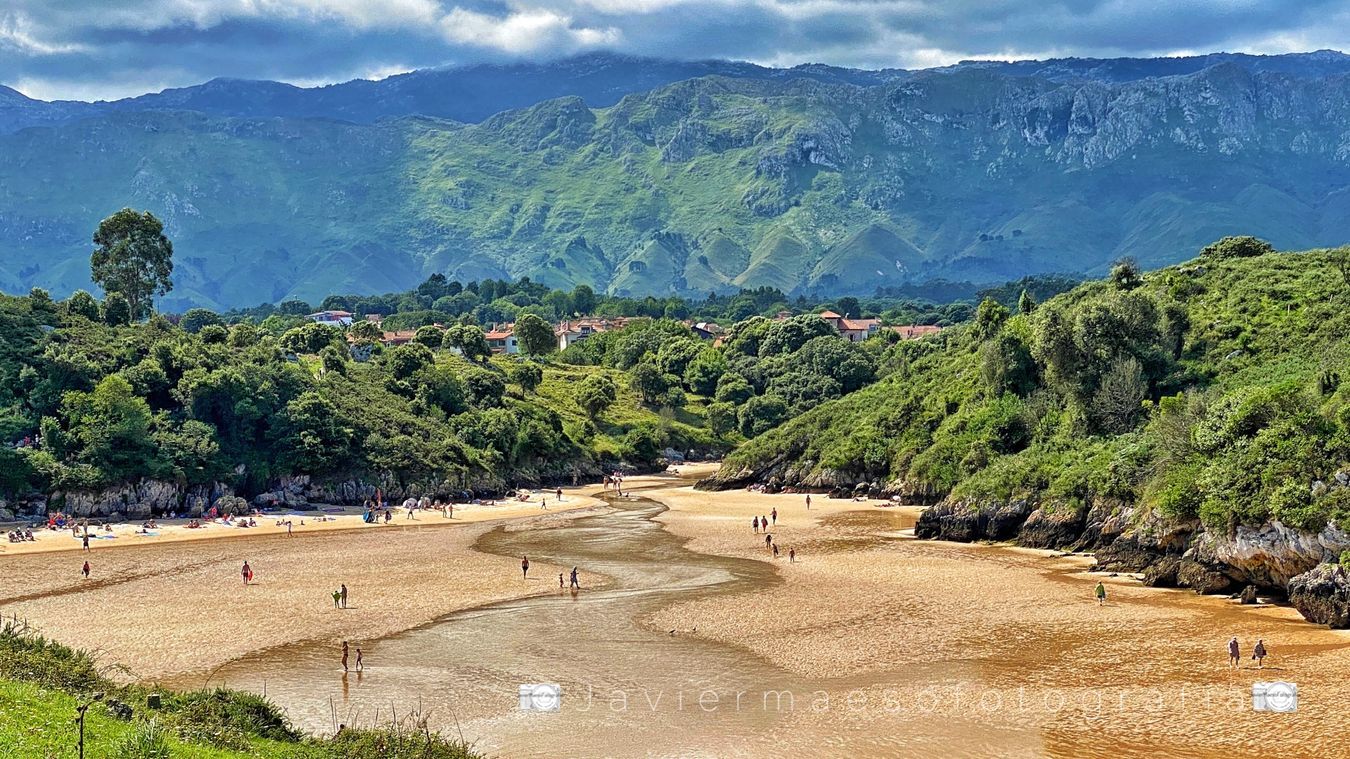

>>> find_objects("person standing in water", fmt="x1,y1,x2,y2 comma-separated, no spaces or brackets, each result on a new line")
1094,581,1106,605
1253,639,1268,668
340,583,348,609
81,561,90,578
1228,636,1241,668
355,646,364,672
341,641,349,672
521,556,530,580
241,561,253,586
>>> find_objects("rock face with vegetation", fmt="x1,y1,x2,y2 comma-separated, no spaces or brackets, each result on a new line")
709,244,1350,625
6,53,1350,309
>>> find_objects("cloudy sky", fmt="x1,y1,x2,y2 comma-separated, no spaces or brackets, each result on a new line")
3,0,1348,101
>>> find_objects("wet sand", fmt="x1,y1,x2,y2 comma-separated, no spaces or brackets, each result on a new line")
644,484,1350,758
3,469,1349,757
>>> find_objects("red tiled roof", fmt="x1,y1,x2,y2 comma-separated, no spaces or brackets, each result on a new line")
485,329,513,340
839,318,879,331
819,310,842,319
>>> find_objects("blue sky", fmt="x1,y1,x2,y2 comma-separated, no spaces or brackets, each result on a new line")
3,0,1348,100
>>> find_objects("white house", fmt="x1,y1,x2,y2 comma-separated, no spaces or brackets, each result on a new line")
486,326,519,354
306,310,353,327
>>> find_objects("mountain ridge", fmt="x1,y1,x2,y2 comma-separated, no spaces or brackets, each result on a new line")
3,52,1350,309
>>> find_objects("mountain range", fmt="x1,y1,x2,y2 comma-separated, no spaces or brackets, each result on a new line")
2,50,1350,310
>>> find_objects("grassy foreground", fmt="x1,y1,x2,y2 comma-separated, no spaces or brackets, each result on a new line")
0,620,478,759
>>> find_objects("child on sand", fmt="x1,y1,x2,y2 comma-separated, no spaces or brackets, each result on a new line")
1094,581,1106,605
82,561,90,578
332,589,342,608
1228,636,1240,668
1253,639,1268,668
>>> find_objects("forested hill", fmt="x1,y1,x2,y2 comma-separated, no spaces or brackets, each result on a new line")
708,242,1350,537
5,53,1350,309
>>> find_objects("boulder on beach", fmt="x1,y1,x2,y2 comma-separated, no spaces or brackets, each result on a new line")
1288,563,1350,628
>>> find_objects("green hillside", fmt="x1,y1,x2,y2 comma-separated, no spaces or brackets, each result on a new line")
4,69,1350,309
711,244,1350,532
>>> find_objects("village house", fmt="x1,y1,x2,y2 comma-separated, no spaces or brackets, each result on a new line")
819,310,881,342
305,309,353,327
486,325,519,354
686,321,723,340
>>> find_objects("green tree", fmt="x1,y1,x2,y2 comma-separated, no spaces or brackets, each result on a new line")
1110,258,1143,291
413,325,444,349
319,345,348,376
384,343,436,381
64,290,100,321
973,298,1009,341
179,308,222,334
509,362,544,393
514,313,556,356
102,293,132,326
59,374,157,481
630,362,671,404
1200,236,1275,260
622,424,666,467
576,374,617,418
464,367,506,408
738,394,788,437
706,402,738,435
90,208,174,320
198,324,228,345
348,320,383,342
571,284,597,314
714,373,755,404
1017,289,1036,315
280,323,341,355
443,324,492,362
278,391,352,473
683,349,727,395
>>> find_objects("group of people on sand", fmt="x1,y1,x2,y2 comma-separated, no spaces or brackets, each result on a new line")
752,510,796,562
331,583,349,609
1228,636,1271,668
341,640,364,672
520,556,582,590
7,529,35,543
602,472,627,496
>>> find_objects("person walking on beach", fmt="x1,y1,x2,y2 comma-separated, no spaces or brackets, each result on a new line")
772,544,779,559
521,556,530,580
1253,639,1268,668
82,532,89,551
771,508,777,526
448,503,454,519
1094,581,1106,605
1228,636,1241,668
752,516,759,533
765,533,773,550
570,567,580,590
82,560,90,579
341,641,349,672
556,487,563,502
355,646,364,672
340,584,348,609
805,494,811,510
789,547,795,563
332,589,342,609
559,572,564,590
241,561,253,586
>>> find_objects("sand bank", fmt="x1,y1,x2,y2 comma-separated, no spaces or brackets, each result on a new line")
643,483,1350,758
0,488,608,681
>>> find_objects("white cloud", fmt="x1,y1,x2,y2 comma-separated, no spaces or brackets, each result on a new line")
0,11,86,55
440,7,620,54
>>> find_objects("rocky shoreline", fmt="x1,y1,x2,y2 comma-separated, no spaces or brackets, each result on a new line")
700,466,1350,629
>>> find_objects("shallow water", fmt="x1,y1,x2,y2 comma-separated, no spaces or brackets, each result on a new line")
191,494,1026,757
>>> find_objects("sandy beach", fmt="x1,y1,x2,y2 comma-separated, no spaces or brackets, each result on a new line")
0,488,607,681
4,466,1350,757
642,481,1350,758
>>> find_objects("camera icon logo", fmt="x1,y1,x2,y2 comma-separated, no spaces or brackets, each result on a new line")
518,683,562,712
1252,681,1297,712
